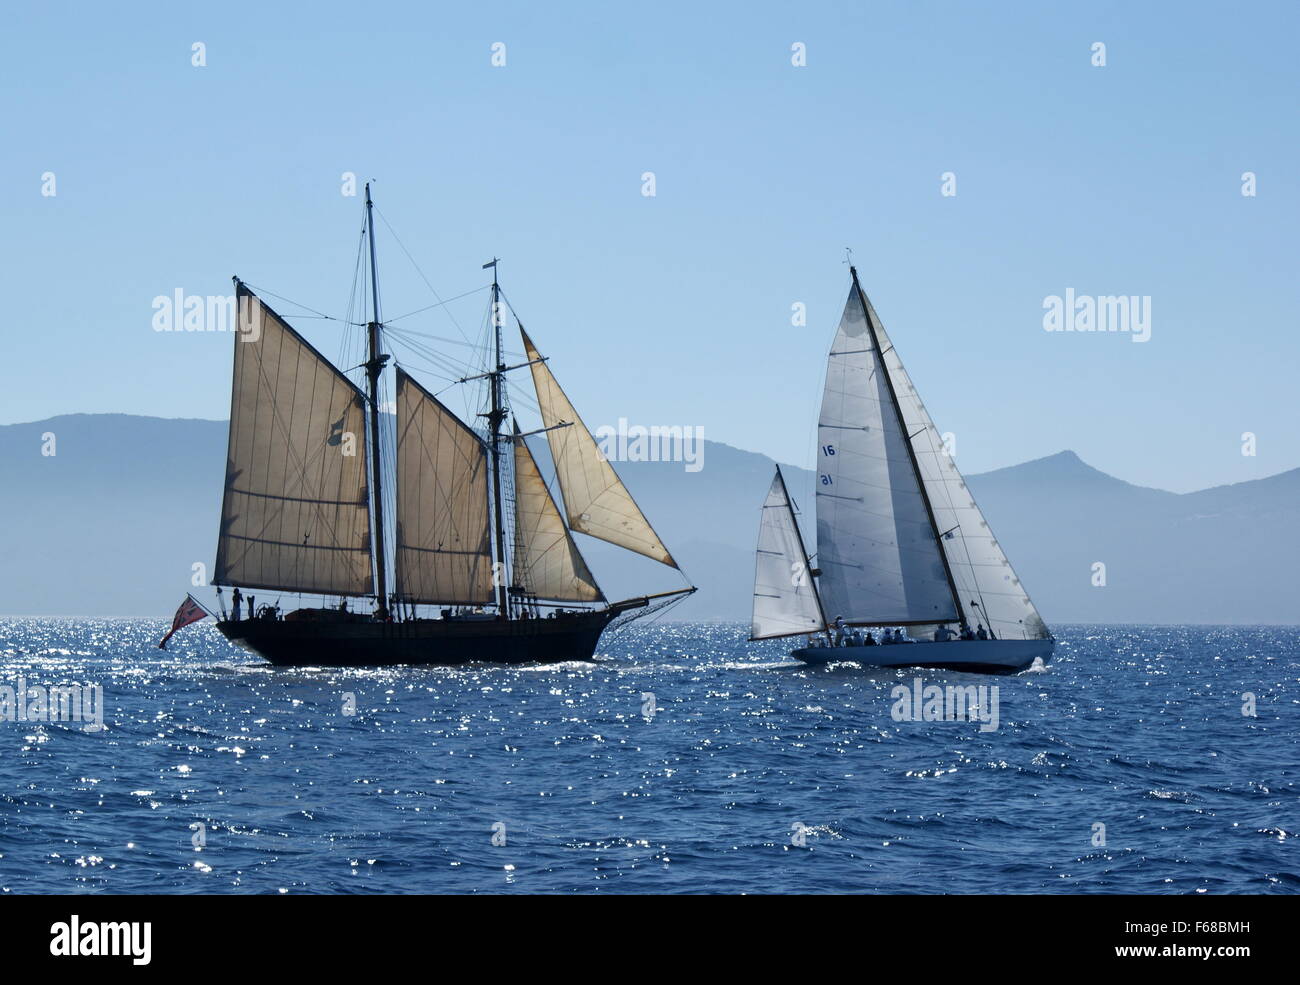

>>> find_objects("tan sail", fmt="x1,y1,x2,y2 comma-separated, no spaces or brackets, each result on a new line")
522,328,677,568
215,284,373,596
512,429,604,602
394,369,495,605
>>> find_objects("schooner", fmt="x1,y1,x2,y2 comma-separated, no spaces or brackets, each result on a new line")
211,185,693,666
751,266,1054,672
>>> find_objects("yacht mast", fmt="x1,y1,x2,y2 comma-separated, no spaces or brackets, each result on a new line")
364,183,390,610
486,259,510,618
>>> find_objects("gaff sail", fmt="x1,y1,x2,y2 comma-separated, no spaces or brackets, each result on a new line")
394,368,495,606
215,283,373,597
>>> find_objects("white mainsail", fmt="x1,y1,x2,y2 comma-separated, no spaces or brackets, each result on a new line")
815,286,958,626
861,292,1049,640
522,327,677,568
751,467,826,640
512,430,604,603
215,284,373,597
394,368,494,605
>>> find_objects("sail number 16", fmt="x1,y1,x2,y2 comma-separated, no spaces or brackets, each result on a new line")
820,444,835,485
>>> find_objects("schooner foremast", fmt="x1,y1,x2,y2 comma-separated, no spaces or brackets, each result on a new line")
214,185,691,629
364,182,390,614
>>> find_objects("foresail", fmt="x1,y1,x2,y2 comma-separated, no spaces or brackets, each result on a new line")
863,294,1050,640
815,286,958,625
394,369,494,605
215,284,373,597
752,468,825,640
521,328,677,568
512,431,604,603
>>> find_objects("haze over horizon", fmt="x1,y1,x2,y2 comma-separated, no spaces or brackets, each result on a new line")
11,409,1296,498
4,413,1298,624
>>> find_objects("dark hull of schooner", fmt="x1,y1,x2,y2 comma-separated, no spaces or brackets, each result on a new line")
217,608,617,667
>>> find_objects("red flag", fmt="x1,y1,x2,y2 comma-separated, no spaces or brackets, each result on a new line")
159,594,209,649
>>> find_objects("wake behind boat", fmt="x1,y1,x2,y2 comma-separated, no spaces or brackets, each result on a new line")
200,185,693,666
751,266,1054,673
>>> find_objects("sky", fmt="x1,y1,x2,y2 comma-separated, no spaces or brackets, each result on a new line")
2,0,1296,493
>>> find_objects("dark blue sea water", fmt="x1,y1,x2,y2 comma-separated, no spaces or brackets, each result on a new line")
0,620,1295,894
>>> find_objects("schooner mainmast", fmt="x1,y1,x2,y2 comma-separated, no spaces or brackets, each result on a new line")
210,186,692,666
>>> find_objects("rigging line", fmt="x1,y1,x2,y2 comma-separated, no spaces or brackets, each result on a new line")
385,285,493,324
241,283,340,322
387,338,489,431
505,383,541,418
385,358,462,388
384,324,482,370
340,226,367,372
389,324,524,358
373,205,472,344
385,334,480,384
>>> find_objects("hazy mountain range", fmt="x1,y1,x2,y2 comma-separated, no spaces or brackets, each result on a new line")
2,414,1296,624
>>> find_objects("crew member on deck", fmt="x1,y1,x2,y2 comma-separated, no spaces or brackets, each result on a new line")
833,615,846,646
231,588,242,621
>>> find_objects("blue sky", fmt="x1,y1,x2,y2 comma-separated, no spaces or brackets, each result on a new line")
2,0,1296,492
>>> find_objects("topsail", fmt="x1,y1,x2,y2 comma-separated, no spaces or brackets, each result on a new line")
522,328,677,568
215,283,373,597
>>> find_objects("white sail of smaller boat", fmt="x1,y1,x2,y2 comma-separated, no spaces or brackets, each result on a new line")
751,266,1053,672
751,466,826,640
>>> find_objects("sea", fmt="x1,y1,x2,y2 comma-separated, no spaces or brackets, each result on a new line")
0,620,1295,894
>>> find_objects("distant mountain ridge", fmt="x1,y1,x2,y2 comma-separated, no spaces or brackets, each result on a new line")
1,414,1296,624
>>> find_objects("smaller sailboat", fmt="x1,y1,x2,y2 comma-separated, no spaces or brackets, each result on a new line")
750,266,1054,673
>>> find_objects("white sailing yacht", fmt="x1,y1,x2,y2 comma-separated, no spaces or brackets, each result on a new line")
751,267,1054,673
